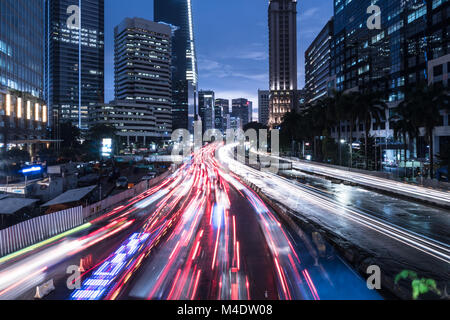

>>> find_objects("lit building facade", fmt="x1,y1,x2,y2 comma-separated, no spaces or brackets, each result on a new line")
268,0,298,127
0,0,49,156
90,100,158,150
258,90,270,126
198,90,215,132
305,19,333,103
114,18,172,140
45,0,105,131
232,98,252,127
331,0,449,158
154,0,198,132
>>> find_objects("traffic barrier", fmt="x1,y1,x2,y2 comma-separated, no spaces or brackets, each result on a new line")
79,254,93,272
34,279,55,299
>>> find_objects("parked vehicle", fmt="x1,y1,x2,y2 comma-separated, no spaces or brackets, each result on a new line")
116,176,128,189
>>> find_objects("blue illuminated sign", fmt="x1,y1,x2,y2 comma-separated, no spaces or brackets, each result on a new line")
70,233,149,300
20,166,43,174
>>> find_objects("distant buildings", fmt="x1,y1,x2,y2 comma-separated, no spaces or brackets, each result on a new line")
215,98,230,116
305,19,333,103
0,0,49,157
258,90,270,126
114,18,172,140
198,90,215,132
268,0,298,127
45,0,105,131
154,0,198,132
232,98,252,127
215,98,229,132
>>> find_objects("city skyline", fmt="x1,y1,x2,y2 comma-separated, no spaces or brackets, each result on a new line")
104,0,334,116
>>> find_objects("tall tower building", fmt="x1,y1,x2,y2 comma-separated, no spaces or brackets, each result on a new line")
114,18,172,139
232,98,252,127
305,19,333,103
45,0,105,131
268,0,298,127
0,0,48,154
258,90,270,126
0,0,44,98
154,0,198,132
198,90,215,132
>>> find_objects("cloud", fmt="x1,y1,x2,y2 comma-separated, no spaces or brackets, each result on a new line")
299,7,320,20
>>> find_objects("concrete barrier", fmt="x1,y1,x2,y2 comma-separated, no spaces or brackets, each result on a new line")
34,279,55,299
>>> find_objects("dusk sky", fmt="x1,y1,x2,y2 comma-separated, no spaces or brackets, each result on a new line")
105,0,334,114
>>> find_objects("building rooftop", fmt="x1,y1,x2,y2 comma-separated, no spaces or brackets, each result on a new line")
0,198,39,215
42,185,97,207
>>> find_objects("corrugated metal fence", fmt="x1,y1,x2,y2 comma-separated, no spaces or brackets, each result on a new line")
0,206,83,257
0,170,172,258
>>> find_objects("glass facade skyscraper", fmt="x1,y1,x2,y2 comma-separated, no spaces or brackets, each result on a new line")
154,0,198,132
0,0,44,98
45,0,104,131
0,0,48,155
305,19,333,103
332,0,449,102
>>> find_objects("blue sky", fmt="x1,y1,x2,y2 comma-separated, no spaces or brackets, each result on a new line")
105,0,334,113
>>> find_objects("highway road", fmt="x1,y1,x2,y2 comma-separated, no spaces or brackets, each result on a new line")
219,144,450,298
0,144,380,300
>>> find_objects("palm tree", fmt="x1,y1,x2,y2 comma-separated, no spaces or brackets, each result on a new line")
405,82,449,178
390,100,419,163
354,92,388,170
280,110,301,154
323,91,347,164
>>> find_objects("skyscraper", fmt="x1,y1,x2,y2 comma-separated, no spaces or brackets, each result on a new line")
258,90,270,126
215,98,229,132
154,0,198,132
45,0,104,131
198,90,215,132
305,19,333,103
331,0,449,158
114,18,172,139
0,0,49,155
215,98,230,116
0,0,44,98
268,0,298,127
232,98,252,127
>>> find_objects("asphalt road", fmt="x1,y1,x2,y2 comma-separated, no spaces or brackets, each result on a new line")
0,145,381,300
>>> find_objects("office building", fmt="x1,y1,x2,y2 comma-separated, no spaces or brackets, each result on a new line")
331,0,449,157
305,19,333,103
154,0,198,132
0,0,49,156
232,98,252,127
215,98,230,116
215,98,229,132
45,0,105,131
268,0,298,127
114,18,172,140
0,0,44,98
90,100,157,149
198,90,215,132
258,90,270,126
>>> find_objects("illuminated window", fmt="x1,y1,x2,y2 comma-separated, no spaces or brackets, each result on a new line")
6,94,11,116
27,101,31,120
35,103,40,121
17,97,22,118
